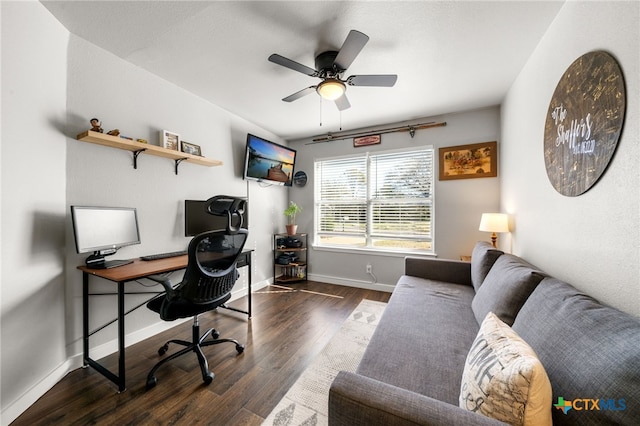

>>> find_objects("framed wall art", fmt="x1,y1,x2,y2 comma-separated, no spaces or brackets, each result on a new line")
439,141,497,180
160,130,180,151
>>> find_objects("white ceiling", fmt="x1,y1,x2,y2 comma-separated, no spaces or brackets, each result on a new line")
42,1,565,140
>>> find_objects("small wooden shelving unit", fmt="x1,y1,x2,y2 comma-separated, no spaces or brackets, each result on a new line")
274,233,308,284
76,130,223,174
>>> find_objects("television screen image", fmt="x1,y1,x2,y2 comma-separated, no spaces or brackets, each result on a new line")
244,133,296,186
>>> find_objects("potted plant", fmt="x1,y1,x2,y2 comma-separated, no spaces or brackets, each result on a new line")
284,201,302,235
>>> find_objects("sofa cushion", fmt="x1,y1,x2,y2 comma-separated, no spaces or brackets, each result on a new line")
460,312,552,426
356,275,479,405
472,254,544,326
471,241,504,291
513,278,640,426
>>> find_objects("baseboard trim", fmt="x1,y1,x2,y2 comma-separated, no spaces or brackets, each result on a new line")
307,273,395,293
1,358,75,426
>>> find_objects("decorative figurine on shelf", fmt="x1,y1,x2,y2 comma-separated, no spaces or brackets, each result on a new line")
90,118,103,133
107,129,120,136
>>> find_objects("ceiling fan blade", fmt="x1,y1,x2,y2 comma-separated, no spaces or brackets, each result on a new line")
333,30,369,71
283,86,317,102
347,74,398,87
269,54,318,76
334,94,351,111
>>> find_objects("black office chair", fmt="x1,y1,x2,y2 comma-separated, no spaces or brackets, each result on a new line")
145,196,248,389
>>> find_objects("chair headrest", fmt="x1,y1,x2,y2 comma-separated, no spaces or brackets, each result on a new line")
204,195,246,234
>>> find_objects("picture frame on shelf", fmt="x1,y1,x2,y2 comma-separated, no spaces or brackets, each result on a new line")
439,141,497,180
160,130,180,151
181,141,202,156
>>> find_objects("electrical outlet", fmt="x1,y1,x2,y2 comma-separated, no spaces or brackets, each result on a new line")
366,264,372,273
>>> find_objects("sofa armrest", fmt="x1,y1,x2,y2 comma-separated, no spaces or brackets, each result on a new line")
329,371,506,426
405,257,472,287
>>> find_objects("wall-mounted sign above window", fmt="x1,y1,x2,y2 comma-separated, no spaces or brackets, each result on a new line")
354,134,381,147
544,51,626,197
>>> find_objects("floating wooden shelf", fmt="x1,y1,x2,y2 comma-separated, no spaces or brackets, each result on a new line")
76,130,223,174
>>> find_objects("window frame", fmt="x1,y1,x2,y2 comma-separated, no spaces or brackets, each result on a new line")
314,146,435,255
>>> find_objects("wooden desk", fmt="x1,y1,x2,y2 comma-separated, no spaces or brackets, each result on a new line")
78,250,252,392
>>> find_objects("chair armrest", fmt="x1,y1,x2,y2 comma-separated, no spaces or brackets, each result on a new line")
146,274,175,297
329,371,506,426
405,257,472,286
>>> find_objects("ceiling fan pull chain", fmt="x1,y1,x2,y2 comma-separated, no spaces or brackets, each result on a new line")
340,110,343,131
319,96,323,127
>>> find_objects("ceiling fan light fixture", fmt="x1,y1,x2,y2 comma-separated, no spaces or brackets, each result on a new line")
317,79,346,100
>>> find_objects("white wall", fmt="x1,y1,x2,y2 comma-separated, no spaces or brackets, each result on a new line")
290,107,501,289
501,0,640,317
1,1,69,422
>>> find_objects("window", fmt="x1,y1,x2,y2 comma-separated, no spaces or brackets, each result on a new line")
314,147,434,253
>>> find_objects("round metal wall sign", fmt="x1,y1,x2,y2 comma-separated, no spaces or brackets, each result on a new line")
293,171,307,187
544,51,626,196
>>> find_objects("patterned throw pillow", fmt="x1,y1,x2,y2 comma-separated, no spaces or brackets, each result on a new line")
459,312,552,426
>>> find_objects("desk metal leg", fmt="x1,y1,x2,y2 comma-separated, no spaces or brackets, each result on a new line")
83,272,89,366
247,254,252,319
82,273,127,392
117,281,126,392
220,251,252,319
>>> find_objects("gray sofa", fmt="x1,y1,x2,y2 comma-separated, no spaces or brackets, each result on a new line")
329,242,640,425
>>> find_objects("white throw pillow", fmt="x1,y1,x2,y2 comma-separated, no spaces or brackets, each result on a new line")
459,312,552,426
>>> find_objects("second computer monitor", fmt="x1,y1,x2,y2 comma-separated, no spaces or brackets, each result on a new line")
184,199,248,236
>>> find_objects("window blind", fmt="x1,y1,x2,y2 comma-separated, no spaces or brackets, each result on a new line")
315,147,434,252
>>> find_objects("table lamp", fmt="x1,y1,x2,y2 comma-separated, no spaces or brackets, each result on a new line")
479,213,509,247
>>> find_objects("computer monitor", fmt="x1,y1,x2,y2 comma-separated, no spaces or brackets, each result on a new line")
71,206,141,268
184,199,248,236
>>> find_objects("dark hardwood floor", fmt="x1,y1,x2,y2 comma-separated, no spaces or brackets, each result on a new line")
12,282,390,425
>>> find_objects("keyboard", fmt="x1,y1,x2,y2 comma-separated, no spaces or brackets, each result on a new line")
140,250,187,261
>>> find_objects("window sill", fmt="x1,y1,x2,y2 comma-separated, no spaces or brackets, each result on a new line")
312,244,437,258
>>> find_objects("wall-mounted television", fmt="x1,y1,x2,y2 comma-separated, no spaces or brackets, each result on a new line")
243,133,296,186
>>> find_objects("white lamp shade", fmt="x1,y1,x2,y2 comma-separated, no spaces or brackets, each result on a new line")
479,213,510,233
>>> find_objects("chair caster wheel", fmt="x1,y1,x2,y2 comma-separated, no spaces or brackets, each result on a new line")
146,376,157,389
158,344,168,356
236,344,245,354
212,330,220,340
203,372,214,385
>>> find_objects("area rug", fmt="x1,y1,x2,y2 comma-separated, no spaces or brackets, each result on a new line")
262,299,387,426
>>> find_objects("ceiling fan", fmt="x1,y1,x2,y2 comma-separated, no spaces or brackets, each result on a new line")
268,30,397,111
